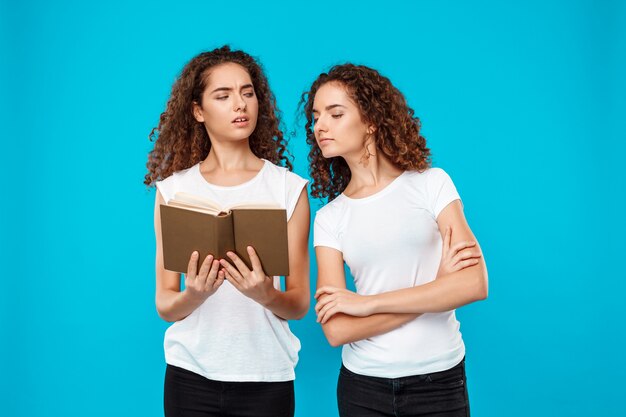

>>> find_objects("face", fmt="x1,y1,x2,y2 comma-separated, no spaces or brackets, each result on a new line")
193,62,259,143
312,82,373,160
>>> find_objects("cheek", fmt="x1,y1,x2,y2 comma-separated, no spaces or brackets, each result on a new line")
249,98,259,119
202,104,230,130
341,118,367,147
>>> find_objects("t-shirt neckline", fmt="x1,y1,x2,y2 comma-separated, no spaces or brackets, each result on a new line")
195,159,268,190
339,171,408,203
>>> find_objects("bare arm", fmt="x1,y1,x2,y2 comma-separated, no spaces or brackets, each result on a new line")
369,200,487,313
220,188,311,320
316,200,488,322
154,190,225,322
261,188,311,319
315,246,420,347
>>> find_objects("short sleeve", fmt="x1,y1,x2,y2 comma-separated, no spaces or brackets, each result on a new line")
156,175,176,203
285,171,309,221
313,211,342,251
427,168,461,218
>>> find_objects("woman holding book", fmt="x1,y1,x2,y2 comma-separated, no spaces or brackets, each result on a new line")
144,46,310,417
301,64,488,417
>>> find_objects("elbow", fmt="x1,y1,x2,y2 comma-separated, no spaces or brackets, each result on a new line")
325,330,343,347
322,321,346,347
327,336,344,348
156,299,178,323
473,268,489,301
272,296,309,321
287,288,311,320
291,302,310,320
476,285,488,301
156,307,176,323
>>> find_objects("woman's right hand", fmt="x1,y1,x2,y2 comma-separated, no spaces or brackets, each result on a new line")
437,227,482,278
183,251,225,301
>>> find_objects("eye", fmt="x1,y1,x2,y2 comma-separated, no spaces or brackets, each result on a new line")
216,96,228,101
332,113,343,119
243,91,255,98
313,118,319,123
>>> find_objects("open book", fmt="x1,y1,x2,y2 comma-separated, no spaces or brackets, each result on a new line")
160,192,289,276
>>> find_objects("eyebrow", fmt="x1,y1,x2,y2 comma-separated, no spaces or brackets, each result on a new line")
210,84,254,94
312,104,347,113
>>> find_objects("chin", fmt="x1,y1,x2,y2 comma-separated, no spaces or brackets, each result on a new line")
239,125,257,140
229,128,256,142
320,148,340,159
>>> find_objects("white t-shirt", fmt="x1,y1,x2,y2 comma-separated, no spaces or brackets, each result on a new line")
156,159,308,382
314,167,465,378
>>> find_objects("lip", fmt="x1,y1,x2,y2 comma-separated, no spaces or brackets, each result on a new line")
318,137,334,146
232,115,250,128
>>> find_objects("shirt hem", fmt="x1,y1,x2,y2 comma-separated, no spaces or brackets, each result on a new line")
342,348,466,379
165,358,296,382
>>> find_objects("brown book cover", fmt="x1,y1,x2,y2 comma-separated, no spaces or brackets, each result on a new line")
160,198,289,276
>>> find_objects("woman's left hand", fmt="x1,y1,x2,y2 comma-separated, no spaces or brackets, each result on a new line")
219,246,275,305
314,286,374,324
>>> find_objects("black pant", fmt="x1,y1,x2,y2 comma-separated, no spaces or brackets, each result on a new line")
337,359,470,417
164,365,295,417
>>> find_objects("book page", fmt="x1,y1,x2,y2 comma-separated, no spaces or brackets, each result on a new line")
167,200,224,216
229,202,281,210
170,192,225,215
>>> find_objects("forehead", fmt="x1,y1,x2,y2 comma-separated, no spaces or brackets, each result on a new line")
204,62,252,88
313,82,354,108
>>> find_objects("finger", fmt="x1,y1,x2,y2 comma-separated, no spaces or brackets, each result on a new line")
223,269,242,289
452,249,482,264
317,300,337,323
315,294,331,314
226,251,251,275
219,259,243,283
461,249,483,261
450,241,477,254
197,254,214,284
320,305,339,324
315,294,334,314
246,246,264,273
186,251,199,278
315,286,340,299
213,270,226,289
204,260,220,290
454,259,480,271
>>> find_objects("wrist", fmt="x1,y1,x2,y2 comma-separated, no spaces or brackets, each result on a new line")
366,294,381,315
258,285,278,308
182,288,206,304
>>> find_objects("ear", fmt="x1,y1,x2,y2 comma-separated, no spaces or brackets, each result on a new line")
192,101,204,123
366,124,377,135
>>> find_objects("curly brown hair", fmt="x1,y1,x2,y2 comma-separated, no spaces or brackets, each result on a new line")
301,63,431,200
144,46,292,186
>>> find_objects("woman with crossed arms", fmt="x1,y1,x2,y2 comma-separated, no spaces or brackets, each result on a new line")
302,63,488,417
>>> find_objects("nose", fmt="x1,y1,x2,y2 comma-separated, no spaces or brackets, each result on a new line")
314,115,327,135
234,95,247,112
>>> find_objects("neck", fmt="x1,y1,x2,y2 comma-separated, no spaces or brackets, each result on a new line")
343,147,402,191
202,138,260,171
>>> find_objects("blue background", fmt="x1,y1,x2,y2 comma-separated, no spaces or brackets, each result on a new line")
1,0,625,416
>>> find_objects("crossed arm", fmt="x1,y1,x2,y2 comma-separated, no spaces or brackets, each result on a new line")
315,200,488,347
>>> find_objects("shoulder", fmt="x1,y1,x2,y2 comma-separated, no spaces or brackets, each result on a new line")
403,167,449,181
261,160,309,219
424,167,452,182
262,160,309,192
159,163,198,184
315,195,346,223
156,163,199,201
263,160,307,181
401,167,454,189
